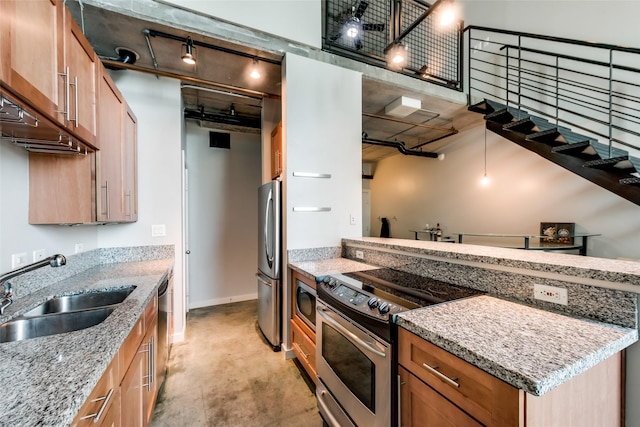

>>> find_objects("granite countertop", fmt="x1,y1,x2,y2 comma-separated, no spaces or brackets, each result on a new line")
0,258,173,426
396,295,638,396
288,257,377,280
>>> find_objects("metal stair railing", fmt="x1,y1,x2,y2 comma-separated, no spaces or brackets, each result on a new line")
464,25,640,166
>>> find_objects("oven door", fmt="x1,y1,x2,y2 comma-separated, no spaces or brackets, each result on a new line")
316,300,391,427
294,278,316,331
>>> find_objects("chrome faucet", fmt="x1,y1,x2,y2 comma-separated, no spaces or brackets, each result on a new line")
0,254,67,314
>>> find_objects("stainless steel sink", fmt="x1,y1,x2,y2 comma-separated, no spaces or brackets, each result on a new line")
22,287,135,317
0,307,114,343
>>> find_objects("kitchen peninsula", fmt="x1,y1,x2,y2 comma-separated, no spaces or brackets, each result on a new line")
289,237,639,425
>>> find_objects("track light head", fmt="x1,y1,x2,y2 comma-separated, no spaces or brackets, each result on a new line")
182,37,196,65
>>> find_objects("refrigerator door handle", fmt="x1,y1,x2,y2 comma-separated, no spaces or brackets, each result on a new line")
265,189,274,268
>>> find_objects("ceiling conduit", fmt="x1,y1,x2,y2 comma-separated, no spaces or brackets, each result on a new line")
362,136,439,158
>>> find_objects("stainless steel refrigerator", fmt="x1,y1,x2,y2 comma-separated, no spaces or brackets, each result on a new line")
257,180,281,351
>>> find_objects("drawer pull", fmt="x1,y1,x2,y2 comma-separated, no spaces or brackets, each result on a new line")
422,363,460,388
79,388,114,423
293,342,310,359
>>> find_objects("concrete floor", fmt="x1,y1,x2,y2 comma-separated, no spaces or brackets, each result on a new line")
151,300,323,427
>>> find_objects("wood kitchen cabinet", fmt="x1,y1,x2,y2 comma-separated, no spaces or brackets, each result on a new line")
270,121,283,179
0,0,65,125
398,327,624,427
71,357,120,426
96,67,137,222
121,295,158,427
0,1,97,147
290,270,317,383
62,5,98,147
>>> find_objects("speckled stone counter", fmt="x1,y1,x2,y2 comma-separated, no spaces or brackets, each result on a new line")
288,257,377,280
0,258,173,426
396,295,638,396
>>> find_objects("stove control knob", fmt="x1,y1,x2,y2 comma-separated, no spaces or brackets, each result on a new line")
328,279,337,289
367,298,379,309
378,302,390,314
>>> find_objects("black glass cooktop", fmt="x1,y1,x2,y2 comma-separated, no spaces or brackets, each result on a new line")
342,268,484,309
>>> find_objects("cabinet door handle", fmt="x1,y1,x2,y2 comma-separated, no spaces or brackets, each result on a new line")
125,191,132,218
101,181,110,219
69,75,79,127
58,67,70,119
422,363,460,388
293,342,310,359
79,388,114,423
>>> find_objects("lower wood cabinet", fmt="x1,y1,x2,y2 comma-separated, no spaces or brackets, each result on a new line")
71,357,119,426
290,270,316,383
398,327,624,427
73,294,158,426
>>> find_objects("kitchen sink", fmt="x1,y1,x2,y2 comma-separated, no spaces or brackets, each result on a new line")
0,307,115,343
22,286,135,317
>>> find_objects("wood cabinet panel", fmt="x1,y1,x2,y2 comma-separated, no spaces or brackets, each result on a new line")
270,121,282,179
123,105,138,221
0,0,64,124
143,315,159,426
28,152,95,224
399,366,483,427
120,344,145,427
290,318,317,382
71,357,119,427
97,389,120,427
62,6,97,146
399,327,624,427
398,327,521,426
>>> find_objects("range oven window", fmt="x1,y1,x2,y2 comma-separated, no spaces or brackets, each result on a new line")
295,279,316,331
322,323,375,412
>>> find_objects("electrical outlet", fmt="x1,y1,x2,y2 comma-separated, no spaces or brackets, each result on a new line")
152,224,166,237
349,214,356,225
11,253,28,269
533,283,568,305
75,243,84,254
355,250,364,259
33,249,46,262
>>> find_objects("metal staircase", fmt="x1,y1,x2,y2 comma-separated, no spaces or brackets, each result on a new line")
465,27,640,206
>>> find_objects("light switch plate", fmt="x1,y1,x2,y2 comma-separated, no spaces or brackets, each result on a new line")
11,252,28,269
152,224,166,237
75,243,84,254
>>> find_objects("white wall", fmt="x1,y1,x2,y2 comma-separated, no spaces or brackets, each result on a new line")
160,0,321,48
101,71,186,339
283,53,363,250
184,122,261,307
459,1,640,48
370,125,640,260
0,137,98,273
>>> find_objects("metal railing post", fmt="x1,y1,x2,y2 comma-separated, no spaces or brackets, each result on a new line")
608,49,614,157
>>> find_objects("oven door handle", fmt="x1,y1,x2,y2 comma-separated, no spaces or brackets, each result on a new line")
318,307,386,358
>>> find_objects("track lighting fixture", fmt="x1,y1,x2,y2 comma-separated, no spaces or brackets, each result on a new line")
250,59,261,79
345,17,362,38
181,37,196,65
383,0,456,71
386,42,408,69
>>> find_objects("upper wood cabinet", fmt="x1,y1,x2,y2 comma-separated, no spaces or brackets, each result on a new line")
62,5,97,147
96,68,137,223
0,0,65,124
271,121,282,179
0,1,97,147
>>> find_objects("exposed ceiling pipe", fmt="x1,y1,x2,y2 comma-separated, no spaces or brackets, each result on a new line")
362,136,439,158
183,107,261,129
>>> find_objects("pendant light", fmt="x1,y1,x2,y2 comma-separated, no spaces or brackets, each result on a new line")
481,126,490,186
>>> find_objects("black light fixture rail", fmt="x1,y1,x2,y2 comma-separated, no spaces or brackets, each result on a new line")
362,136,439,158
144,28,282,65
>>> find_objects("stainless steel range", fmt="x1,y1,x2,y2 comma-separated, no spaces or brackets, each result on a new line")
315,268,483,427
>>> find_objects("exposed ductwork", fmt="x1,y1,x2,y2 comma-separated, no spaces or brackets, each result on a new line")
362,135,439,158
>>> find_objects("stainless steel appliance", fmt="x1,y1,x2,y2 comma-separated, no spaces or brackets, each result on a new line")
157,268,173,395
315,269,483,427
257,180,282,351
294,276,316,331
